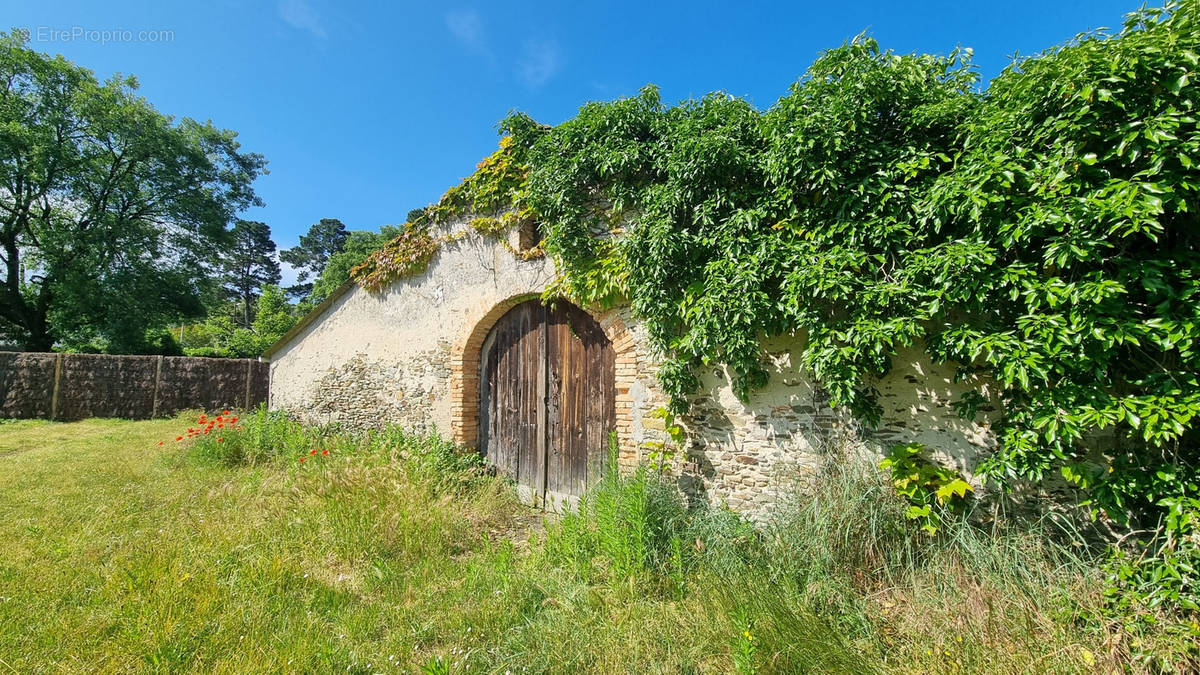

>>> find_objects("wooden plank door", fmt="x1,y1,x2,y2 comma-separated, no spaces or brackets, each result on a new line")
479,300,545,505
479,299,615,510
544,302,616,511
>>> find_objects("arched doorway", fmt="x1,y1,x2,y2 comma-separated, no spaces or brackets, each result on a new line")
478,299,615,510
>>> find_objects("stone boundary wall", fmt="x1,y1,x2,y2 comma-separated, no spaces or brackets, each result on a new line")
0,352,268,421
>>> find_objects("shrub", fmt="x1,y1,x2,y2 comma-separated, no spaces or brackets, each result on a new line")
180,406,491,500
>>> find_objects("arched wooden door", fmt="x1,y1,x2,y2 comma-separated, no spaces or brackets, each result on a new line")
479,299,615,510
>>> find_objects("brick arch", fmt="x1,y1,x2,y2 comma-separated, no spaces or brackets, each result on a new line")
448,294,637,453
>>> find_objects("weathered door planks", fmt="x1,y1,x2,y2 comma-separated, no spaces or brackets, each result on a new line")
479,299,615,509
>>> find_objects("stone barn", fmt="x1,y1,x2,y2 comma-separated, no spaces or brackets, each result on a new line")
264,217,996,517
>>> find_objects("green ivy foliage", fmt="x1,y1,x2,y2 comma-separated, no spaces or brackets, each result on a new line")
923,5,1200,528
922,4,1200,613
411,135,531,228
350,226,440,292
357,2,1199,614
509,2,1200,610
507,40,977,420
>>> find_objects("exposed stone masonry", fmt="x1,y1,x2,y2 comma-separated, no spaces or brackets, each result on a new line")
307,343,451,434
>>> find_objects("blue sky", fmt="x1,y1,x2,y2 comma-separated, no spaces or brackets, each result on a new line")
6,0,1137,284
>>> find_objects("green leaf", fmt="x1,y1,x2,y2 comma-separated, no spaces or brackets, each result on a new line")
905,504,932,520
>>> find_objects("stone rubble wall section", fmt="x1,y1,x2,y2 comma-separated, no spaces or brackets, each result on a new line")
306,343,452,434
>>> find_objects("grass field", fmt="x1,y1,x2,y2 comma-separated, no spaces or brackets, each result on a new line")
0,413,1188,672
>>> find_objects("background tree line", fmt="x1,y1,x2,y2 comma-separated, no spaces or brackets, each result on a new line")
0,32,396,358
179,217,397,358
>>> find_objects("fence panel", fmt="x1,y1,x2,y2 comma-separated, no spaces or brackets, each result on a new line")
0,353,57,419
0,353,269,421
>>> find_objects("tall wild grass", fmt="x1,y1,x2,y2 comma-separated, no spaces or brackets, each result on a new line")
539,436,1137,672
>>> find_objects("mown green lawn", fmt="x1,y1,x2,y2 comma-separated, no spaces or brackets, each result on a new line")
0,415,1182,673
0,416,540,672
2,415,778,673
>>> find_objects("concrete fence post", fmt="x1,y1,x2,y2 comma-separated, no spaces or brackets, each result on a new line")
151,355,165,418
244,359,253,410
49,353,63,421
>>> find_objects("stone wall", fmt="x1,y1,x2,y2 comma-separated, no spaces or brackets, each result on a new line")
668,339,998,520
308,345,451,434
0,352,268,421
266,216,998,520
0,352,57,419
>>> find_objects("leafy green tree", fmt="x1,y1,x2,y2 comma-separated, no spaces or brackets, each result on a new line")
305,226,399,308
224,284,296,356
250,284,297,344
279,217,348,299
183,285,295,358
221,219,281,329
0,32,265,351
178,320,226,357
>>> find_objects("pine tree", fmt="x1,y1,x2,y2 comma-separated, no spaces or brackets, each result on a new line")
221,220,281,328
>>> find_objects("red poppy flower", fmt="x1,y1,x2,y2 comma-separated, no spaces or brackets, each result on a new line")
310,449,317,455
217,438,224,443
222,409,231,415
321,450,329,455
175,436,183,441
298,457,306,462
157,441,164,446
